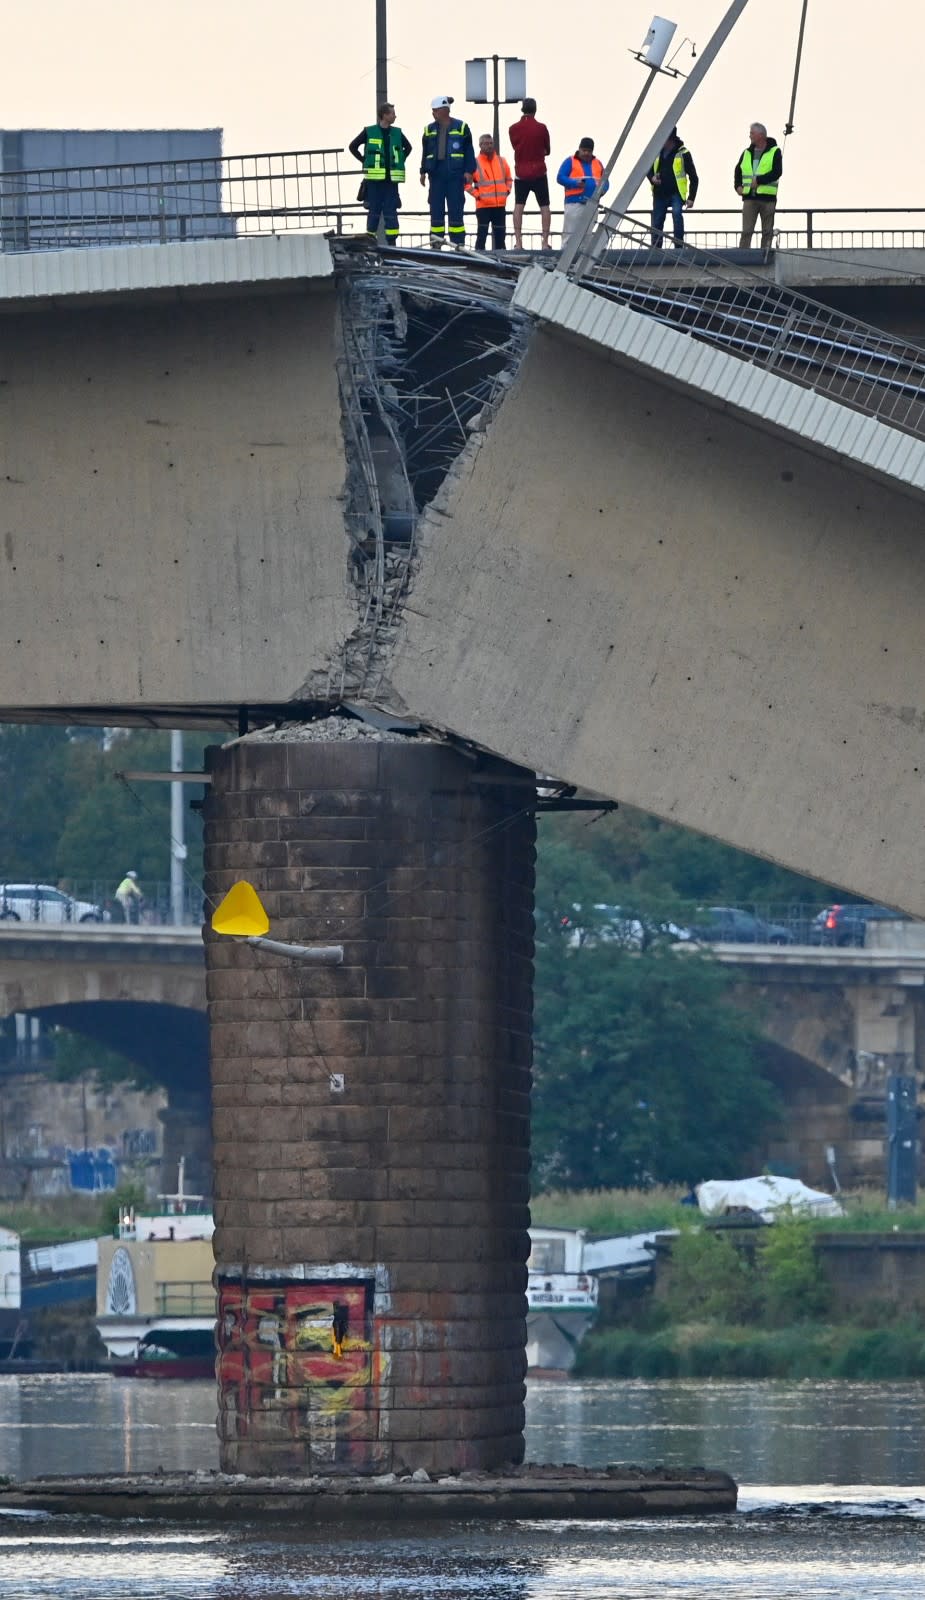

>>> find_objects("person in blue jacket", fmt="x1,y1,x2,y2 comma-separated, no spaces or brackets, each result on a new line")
555,137,608,243
419,94,477,251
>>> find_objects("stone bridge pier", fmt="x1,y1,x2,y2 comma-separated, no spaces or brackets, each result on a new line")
203,734,534,1476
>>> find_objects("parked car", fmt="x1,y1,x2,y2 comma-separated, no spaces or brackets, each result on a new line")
687,906,795,945
809,903,906,948
563,904,690,949
0,883,104,924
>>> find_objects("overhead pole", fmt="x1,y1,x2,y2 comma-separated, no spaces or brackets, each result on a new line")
560,0,754,276
169,729,186,926
376,0,388,107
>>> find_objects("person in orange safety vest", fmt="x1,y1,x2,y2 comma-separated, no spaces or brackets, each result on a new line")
465,134,513,252
555,136,608,243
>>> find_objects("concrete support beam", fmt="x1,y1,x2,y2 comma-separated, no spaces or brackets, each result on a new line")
203,737,534,1476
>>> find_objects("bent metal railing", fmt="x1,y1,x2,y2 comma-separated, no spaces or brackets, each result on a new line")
569,213,925,441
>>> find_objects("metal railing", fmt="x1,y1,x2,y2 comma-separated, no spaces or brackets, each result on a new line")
567,213,925,440
0,148,348,252
7,148,925,259
0,881,203,926
560,902,921,949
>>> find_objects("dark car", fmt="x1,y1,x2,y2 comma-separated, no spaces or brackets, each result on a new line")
809,903,906,948
688,906,795,945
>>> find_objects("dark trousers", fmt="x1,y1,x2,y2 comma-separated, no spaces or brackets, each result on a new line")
428,170,466,242
475,206,506,251
652,191,685,247
366,178,400,242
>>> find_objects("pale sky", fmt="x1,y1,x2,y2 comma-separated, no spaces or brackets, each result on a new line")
1,2,913,220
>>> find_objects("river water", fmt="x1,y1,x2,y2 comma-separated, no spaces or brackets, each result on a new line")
1,1376,923,1598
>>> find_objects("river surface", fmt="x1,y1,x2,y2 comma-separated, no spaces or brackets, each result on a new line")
1,1376,923,1598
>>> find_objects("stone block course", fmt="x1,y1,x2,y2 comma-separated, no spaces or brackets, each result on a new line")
205,739,534,1477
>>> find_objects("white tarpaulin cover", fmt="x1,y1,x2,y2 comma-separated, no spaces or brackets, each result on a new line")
696,1176,844,1221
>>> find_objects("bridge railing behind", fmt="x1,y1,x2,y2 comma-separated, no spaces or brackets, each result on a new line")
568,213,925,441
0,148,349,252
0,882,203,927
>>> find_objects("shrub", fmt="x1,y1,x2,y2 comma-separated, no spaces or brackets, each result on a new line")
758,1210,829,1324
664,1228,758,1324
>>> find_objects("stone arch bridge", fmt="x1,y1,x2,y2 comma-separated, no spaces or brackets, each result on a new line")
0,925,208,1189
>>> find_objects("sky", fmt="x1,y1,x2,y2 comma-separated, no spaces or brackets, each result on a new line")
0,1,916,221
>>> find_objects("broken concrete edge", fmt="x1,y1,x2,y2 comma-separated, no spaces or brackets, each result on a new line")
0,1467,737,1522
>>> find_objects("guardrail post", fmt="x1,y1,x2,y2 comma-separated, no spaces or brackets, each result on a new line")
806,209,813,250
157,183,167,244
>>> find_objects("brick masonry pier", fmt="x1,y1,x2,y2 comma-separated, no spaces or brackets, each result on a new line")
203,732,535,1476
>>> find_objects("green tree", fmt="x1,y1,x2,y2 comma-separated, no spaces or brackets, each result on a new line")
0,726,74,878
56,730,207,889
52,1027,157,1093
538,807,839,915
758,1210,830,1324
664,1228,758,1324
533,846,779,1187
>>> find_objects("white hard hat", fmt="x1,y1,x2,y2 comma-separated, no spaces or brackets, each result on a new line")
431,95,454,110
127,870,138,879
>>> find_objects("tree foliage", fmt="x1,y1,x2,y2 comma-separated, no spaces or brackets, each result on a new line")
0,725,208,889
533,830,780,1189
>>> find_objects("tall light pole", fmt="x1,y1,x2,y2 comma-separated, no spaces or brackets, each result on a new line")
466,56,527,151
169,730,186,925
376,0,388,107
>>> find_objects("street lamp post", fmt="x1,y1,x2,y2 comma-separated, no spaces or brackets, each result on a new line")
376,0,388,107
466,56,527,151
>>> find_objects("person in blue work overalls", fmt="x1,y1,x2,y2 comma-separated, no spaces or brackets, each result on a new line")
419,95,477,251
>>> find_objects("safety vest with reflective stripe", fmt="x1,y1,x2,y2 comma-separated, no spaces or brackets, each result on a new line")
564,155,604,199
652,148,690,203
465,152,512,209
740,146,778,196
362,125,407,182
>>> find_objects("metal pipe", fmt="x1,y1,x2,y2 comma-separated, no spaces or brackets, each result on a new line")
247,937,344,964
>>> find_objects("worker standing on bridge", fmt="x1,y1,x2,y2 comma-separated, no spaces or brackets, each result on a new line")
735,123,782,251
647,127,698,248
509,98,552,252
349,104,412,246
556,138,608,242
115,870,143,925
465,135,513,252
420,96,477,251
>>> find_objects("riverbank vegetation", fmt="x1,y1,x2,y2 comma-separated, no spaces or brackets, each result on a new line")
0,1183,146,1242
531,1185,925,1234
559,1205,925,1379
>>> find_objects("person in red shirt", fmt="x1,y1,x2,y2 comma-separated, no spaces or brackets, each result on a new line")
508,97,551,252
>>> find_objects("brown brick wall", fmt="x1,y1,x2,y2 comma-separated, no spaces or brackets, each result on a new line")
203,738,534,1475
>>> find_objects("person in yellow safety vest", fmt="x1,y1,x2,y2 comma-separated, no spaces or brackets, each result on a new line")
115,870,143,925
555,137,609,243
349,104,413,246
465,135,513,252
734,122,783,252
647,127,699,249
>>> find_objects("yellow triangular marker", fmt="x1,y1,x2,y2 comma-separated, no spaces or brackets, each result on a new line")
211,881,270,938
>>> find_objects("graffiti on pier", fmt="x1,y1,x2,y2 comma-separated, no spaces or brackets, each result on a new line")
216,1274,384,1467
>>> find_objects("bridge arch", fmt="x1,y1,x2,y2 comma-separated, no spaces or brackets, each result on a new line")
0,930,210,1190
